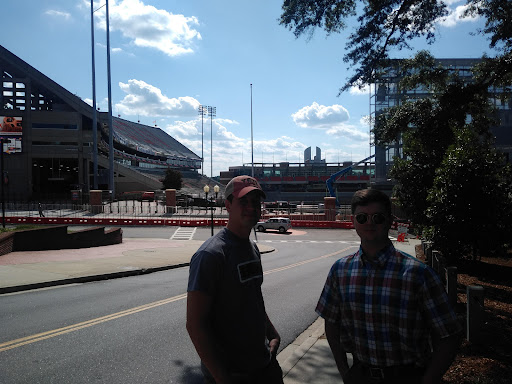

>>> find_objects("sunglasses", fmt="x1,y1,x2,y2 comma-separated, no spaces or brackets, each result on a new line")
355,212,388,225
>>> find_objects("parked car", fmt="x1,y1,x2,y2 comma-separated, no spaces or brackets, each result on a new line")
139,191,155,201
255,217,292,233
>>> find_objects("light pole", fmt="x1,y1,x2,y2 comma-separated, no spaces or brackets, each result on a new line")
90,0,98,189
198,105,207,176
0,139,4,228
212,185,219,236
207,106,216,178
203,185,212,236
250,84,254,177
106,0,115,198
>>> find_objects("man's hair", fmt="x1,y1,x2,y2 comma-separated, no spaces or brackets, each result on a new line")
351,188,392,216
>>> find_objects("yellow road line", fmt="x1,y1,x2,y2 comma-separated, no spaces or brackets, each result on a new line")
264,246,354,275
0,293,187,352
1,246,356,352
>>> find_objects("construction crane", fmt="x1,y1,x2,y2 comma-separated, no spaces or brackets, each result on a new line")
326,155,375,205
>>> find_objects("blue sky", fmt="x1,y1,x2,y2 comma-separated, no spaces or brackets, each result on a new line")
1,0,495,177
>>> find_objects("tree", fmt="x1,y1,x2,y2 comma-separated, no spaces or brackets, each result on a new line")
425,127,512,263
374,51,512,262
281,1,512,262
162,168,182,190
280,0,511,92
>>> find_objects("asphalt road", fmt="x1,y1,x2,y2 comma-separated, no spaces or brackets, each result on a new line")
0,228,360,383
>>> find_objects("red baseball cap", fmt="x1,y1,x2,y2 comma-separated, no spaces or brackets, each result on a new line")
225,176,266,199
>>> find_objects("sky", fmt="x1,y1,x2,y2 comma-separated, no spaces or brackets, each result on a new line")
1,0,497,177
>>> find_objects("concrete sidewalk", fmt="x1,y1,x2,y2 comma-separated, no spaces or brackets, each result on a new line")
0,232,420,383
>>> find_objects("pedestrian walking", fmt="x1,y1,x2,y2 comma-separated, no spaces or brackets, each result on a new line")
38,202,45,218
187,176,283,384
316,188,462,384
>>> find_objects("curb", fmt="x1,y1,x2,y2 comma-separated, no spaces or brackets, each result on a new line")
278,317,325,377
0,246,275,295
0,263,190,294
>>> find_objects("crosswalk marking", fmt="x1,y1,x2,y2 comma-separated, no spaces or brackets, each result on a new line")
170,227,197,240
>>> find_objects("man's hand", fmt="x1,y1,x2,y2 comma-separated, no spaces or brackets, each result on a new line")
265,313,281,359
268,337,281,358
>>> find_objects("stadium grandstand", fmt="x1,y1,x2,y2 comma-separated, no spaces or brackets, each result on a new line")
0,44,211,202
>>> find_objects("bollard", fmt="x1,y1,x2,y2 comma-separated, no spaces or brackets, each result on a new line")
423,241,432,265
432,250,440,272
446,267,458,307
467,285,485,344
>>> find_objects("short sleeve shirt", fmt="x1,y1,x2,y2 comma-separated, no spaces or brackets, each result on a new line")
188,228,270,373
316,244,462,367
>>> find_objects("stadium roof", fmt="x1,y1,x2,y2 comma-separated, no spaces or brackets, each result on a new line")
113,117,200,160
1,44,199,163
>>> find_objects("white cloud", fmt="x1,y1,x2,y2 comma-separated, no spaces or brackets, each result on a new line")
164,119,200,137
92,0,201,57
45,10,71,20
349,84,370,95
439,4,480,27
326,125,369,141
292,102,350,129
116,79,200,117
291,102,367,142
165,119,308,177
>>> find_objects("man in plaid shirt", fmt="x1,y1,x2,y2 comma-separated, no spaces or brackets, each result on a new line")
316,189,462,383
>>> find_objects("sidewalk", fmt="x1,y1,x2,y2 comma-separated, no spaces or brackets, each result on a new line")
0,232,421,383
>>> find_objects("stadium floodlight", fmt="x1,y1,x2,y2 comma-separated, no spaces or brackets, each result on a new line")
207,106,216,178
198,105,208,176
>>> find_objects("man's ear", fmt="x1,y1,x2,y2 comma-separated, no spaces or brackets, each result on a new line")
225,198,231,212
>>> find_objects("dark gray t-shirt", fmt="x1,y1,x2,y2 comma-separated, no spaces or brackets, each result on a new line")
187,228,271,373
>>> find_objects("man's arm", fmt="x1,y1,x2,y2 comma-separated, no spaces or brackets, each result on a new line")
324,320,350,379
265,313,281,358
421,332,462,384
186,291,233,384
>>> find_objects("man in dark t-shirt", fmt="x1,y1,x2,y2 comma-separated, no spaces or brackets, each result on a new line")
187,176,283,384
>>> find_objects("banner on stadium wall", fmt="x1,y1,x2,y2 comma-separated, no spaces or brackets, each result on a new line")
0,136,22,154
0,116,23,153
1,116,22,135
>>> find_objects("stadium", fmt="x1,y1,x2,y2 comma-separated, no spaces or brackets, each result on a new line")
0,44,212,202
2,43,511,207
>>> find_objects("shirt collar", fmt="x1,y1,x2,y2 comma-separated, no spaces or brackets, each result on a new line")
357,241,395,268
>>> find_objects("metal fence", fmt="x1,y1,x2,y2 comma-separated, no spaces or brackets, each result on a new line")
1,201,353,222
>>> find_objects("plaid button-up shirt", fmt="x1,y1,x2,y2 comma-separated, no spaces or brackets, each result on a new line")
316,243,462,367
